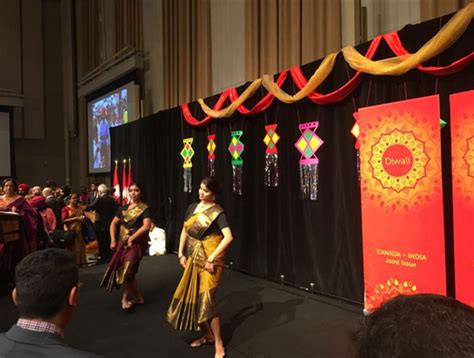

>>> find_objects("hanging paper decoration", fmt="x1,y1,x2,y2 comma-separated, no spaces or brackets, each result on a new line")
228,130,245,195
181,138,194,193
207,134,216,176
351,112,361,181
294,121,323,200
263,124,280,187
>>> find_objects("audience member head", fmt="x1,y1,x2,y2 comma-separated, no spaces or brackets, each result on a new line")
67,193,79,207
12,249,79,328
90,183,98,192
98,184,109,197
2,178,17,196
54,187,63,198
42,187,53,198
17,184,30,197
31,186,42,196
356,293,474,358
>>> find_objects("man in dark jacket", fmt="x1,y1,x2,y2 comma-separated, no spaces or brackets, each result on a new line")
87,183,99,205
85,184,118,263
43,187,64,227
0,249,100,357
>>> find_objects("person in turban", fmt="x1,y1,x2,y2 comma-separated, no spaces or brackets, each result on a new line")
17,184,30,197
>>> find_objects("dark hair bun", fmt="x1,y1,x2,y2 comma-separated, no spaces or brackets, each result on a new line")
201,176,222,194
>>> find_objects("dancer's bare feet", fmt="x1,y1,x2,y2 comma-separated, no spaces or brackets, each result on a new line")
121,299,133,310
215,342,225,358
190,335,215,347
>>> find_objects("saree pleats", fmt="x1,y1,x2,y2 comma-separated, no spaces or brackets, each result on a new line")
100,203,148,291
167,236,224,330
100,240,138,291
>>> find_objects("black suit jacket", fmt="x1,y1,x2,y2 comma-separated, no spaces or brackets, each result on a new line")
87,192,98,205
85,195,119,232
45,196,65,226
0,325,100,357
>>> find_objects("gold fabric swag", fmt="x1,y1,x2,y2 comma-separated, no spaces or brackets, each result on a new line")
195,3,473,119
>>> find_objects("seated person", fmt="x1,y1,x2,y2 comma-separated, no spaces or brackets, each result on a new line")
0,248,100,357
356,293,474,358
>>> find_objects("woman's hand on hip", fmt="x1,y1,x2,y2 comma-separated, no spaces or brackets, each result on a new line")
178,255,186,268
204,261,214,274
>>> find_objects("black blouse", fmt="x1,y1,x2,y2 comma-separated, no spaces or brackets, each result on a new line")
185,203,229,237
116,205,152,231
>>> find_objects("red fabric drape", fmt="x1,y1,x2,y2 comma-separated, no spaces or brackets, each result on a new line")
182,73,288,126
291,36,382,104
382,32,474,76
230,71,288,115
181,89,231,126
181,27,473,126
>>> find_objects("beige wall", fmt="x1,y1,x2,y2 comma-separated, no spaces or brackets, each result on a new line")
0,0,66,187
1,0,468,190
142,0,164,116
0,1,22,95
15,0,66,187
211,0,245,93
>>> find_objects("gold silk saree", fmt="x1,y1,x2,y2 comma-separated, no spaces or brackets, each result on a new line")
167,204,225,331
63,206,87,266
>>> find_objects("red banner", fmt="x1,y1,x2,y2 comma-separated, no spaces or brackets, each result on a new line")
450,90,474,307
357,95,446,311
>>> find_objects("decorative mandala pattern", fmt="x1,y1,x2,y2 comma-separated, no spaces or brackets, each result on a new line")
451,108,474,201
359,108,442,212
366,277,417,311
369,129,430,193
463,136,474,178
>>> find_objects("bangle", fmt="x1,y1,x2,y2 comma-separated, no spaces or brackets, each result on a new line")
178,254,184,259
207,258,214,264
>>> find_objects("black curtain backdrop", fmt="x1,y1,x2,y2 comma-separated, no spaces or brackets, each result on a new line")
110,13,473,303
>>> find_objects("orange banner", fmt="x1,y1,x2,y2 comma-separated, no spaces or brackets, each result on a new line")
357,95,446,311
450,90,474,307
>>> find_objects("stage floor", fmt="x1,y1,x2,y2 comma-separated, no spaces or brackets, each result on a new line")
0,254,362,357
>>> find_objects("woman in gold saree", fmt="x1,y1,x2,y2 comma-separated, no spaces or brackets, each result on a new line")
62,193,87,266
167,176,233,358
101,183,151,310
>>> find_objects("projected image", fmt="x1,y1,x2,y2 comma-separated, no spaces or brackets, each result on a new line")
88,83,139,174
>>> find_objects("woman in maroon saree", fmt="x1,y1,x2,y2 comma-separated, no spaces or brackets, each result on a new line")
0,178,37,255
100,183,151,310
0,179,37,284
